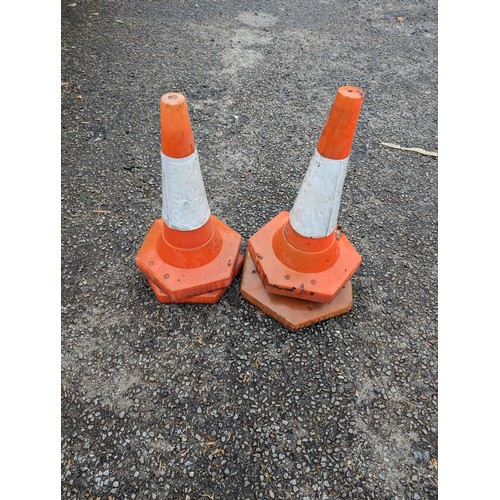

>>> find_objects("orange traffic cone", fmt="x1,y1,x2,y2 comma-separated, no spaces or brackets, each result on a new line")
241,86,365,330
136,92,243,303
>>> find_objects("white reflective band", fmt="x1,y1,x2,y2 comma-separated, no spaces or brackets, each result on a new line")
289,150,350,238
161,149,211,231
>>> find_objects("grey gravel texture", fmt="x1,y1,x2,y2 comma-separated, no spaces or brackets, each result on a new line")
61,0,438,498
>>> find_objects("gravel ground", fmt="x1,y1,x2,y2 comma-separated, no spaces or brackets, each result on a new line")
61,0,438,498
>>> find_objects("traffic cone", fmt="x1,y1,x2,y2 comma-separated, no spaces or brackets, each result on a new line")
136,92,243,303
241,86,364,330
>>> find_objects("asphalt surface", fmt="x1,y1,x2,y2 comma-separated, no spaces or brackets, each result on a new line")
61,0,438,498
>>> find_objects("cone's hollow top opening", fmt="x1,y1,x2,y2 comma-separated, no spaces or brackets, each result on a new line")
162,92,185,105
338,86,365,99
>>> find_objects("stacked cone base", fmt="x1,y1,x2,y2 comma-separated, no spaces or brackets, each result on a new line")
147,253,244,304
136,215,242,300
247,211,361,303
240,253,353,331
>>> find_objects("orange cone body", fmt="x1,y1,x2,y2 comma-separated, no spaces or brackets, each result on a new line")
241,86,365,329
136,93,242,302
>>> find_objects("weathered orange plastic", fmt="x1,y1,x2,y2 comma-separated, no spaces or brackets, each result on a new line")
135,92,243,301
147,253,244,304
316,86,364,160
136,216,242,300
160,92,196,158
247,211,361,303
240,253,353,331
244,86,364,305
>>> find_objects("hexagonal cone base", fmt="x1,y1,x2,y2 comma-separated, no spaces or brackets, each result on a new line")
136,215,242,300
240,252,353,331
247,211,361,303
147,253,244,304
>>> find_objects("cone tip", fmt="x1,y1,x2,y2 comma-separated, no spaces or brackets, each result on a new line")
338,86,365,100
316,86,365,159
161,92,186,107
160,92,195,158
